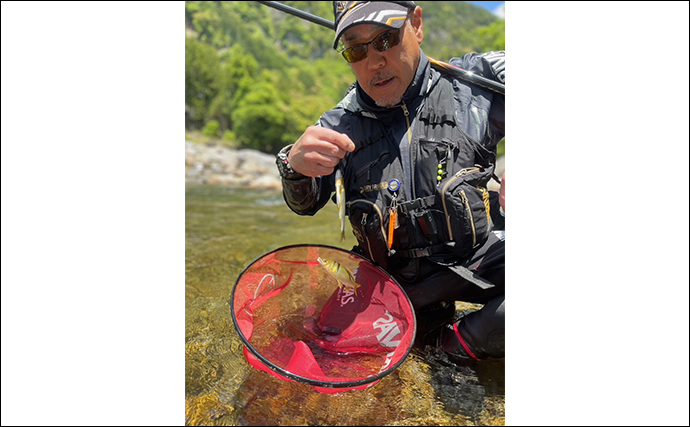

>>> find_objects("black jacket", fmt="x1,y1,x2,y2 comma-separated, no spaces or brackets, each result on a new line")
280,51,505,278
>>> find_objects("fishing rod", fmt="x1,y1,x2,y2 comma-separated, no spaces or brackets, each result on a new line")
257,1,335,30
256,0,505,95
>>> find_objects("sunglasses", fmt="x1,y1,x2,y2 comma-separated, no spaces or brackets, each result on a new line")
339,28,402,63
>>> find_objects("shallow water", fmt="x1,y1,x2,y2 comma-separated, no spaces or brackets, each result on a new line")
185,185,505,426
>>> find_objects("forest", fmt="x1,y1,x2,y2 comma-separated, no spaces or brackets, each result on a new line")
185,1,505,154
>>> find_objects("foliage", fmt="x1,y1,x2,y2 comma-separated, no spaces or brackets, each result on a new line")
222,130,235,141
414,1,503,59
231,70,299,153
185,1,505,153
185,35,220,128
475,19,505,53
202,119,220,137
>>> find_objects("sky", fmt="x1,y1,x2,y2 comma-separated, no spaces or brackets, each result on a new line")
467,1,505,18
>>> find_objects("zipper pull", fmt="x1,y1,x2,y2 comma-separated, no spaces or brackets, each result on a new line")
387,179,401,250
361,212,368,226
387,201,398,250
480,186,491,224
388,179,401,230
437,148,448,186
460,190,469,205
401,103,409,117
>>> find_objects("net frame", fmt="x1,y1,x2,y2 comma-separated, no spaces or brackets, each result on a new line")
229,244,417,390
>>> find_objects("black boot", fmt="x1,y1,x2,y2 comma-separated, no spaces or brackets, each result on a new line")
414,301,456,348
435,295,505,362
435,321,482,362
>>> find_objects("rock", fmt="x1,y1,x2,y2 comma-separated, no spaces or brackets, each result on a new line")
246,175,283,190
205,175,247,186
185,141,282,189
235,149,278,174
186,140,505,193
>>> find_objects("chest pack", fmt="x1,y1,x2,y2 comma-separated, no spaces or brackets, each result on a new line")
342,76,495,273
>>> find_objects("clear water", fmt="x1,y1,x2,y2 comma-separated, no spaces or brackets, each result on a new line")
185,185,505,425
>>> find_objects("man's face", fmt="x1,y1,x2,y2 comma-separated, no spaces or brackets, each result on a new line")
341,10,423,107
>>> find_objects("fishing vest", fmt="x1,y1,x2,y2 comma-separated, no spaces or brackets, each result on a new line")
342,75,496,276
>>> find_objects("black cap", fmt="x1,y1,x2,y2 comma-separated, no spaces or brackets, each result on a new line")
332,1,417,49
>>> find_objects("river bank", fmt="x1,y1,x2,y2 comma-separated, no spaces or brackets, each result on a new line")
185,140,505,192
185,140,282,190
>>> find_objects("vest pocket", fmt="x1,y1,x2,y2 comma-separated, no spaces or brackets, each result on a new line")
353,151,391,183
436,165,494,258
414,139,453,193
347,199,390,269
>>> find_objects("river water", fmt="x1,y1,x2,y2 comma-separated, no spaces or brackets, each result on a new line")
185,185,505,426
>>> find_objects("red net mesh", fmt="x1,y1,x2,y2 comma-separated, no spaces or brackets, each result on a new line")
231,245,416,393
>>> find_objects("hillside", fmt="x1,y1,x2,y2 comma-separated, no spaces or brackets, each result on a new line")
185,1,504,153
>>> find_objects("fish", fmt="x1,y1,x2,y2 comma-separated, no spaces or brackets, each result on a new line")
335,168,346,241
317,257,361,296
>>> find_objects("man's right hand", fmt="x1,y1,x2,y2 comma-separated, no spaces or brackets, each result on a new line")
288,126,356,178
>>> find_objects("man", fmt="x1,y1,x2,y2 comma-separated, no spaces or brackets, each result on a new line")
275,1,505,362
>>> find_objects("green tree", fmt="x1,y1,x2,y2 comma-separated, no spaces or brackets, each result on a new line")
185,1,505,151
202,119,220,136
208,45,259,131
475,19,505,52
185,36,219,128
231,71,299,153
277,59,345,133
415,1,499,59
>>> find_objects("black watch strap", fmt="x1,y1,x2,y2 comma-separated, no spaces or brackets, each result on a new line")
276,145,304,180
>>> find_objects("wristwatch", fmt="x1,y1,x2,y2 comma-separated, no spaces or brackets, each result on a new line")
276,145,304,180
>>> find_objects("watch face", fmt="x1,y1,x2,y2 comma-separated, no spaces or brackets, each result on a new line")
277,154,292,176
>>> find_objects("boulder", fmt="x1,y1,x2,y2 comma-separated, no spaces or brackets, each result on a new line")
185,141,281,189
